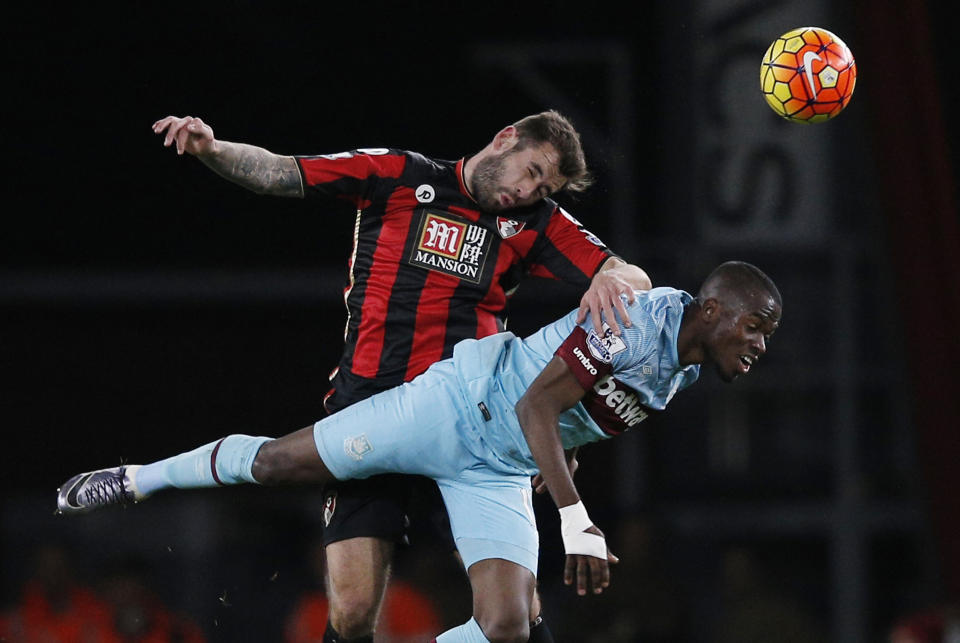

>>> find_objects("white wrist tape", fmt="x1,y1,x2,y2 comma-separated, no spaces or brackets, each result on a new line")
558,501,607,559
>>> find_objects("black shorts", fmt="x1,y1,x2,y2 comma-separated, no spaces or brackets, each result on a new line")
320,474,455,550
320,374,456,550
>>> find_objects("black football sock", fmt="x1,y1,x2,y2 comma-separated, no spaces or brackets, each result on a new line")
323,623,373,643
528,613,555,643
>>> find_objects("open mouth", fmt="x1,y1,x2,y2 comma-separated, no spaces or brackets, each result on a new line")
738,354,755,373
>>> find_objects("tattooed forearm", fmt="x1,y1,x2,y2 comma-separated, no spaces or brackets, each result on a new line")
199,141,303,197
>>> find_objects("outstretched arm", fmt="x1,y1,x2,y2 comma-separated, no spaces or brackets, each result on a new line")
577,256,651,336
515,357,618,596
152,115,303,197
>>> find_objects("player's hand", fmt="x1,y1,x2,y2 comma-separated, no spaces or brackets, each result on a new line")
532,451,578,494
576,269,634,336
563,525,619,596
152,115,216,157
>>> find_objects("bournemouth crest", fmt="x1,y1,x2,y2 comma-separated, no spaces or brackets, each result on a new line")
323,491,337,527
496,217,526,239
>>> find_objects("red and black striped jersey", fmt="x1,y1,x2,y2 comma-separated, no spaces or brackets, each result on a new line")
295,148,616,412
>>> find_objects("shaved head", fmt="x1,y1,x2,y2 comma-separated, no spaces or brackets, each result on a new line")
677,261,782,382
699,261,782,313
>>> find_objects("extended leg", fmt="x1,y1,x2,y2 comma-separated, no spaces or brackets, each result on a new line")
252,425,334,484
56,424,334,514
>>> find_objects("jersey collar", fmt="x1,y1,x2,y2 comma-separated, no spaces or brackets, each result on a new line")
457,157,478,203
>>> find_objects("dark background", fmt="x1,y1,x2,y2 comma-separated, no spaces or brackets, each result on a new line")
3,1,958,642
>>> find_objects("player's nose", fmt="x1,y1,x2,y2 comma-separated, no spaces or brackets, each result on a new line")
754,336,767,355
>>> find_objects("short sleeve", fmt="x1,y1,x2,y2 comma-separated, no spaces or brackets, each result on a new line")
296,149,407,208
526,206,615,284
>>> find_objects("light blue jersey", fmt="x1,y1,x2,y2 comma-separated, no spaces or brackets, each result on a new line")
312,286,700,574
449,287,701,474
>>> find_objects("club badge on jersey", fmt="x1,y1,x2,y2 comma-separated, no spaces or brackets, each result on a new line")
496,217,526,239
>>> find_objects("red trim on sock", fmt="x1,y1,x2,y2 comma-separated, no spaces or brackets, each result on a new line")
210,438,226,486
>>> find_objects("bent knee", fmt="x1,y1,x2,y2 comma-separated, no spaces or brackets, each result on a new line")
251,433,329,485
476,613,529,643
529,588,543,623
250,441,285,484
329,593,381,637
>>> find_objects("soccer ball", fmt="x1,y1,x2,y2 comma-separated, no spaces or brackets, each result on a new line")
760,27,857,123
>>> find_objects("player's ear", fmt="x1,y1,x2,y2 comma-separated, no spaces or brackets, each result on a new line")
492,126,519,151
700,298,721,323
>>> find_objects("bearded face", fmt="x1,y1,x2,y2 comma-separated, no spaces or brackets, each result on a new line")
468,142,565,212
470,150,515,211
